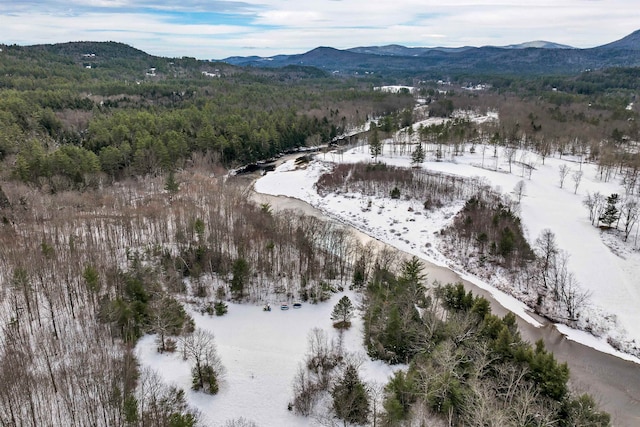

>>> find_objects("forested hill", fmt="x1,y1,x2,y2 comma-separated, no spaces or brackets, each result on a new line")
1,36,639,192
33,41,152,60
0,41,416,190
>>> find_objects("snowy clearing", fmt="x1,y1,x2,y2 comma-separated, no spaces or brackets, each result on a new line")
137,291,401,426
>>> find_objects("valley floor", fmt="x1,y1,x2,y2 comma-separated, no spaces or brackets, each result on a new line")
136,134,640,426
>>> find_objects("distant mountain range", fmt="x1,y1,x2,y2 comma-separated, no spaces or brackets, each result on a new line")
346,40,573,57
7,29,639,80
222,30,640,77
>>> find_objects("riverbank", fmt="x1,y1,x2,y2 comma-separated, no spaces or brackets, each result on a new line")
252,179,640,426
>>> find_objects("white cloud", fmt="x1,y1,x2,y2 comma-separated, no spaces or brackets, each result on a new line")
1,0,639,58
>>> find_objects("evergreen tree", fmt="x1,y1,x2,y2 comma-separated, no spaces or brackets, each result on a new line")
560,394,611,427
192,364,219,394
598,193,619,228
383,370,417,423
399,257,426,288
231,257,250,300
369,126,382,161
351,255,366,289
182,329,223,395
165,170,180,195
411,143,425,166
331,296,354,329
390,186,401,199
332,364,370,425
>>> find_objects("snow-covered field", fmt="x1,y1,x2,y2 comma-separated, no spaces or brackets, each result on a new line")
254,129,640,364
137,291,400,426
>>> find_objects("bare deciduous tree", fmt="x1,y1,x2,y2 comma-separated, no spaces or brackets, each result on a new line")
572,170,584,194
558,164,571,189
621,198,639,242
181,328,225,393
513,180,526,203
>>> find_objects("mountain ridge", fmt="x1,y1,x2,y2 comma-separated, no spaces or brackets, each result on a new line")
5,29,639,79
221,29,640,77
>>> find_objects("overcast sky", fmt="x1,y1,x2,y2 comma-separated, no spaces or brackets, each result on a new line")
2,1,639,59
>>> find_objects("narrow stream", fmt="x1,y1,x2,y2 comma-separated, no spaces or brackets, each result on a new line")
252,190,640,426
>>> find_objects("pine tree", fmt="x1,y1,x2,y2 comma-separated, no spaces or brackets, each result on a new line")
182,329,224,395
192,364,219,394
598,193,619,228
331,296,354,329
411,143,425,167
231,257,250,300
165,170,180,195
369,126,382,161
332,364,370,425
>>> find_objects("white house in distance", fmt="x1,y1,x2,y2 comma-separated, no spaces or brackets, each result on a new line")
375,85,415,94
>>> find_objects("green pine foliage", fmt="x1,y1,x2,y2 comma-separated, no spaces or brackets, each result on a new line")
231,257,250,300
192,364,219,395
0,44,416,185
599,193,620,228
446,195,535,268
369,126,382,161
99,259,192,345
389,186,401,199
165,170,180,194
382,369,417,423
331,295,354,329
362,266,609,425
411,143,425,166
214,301,229,316
363,257,428,364
331,364,370,425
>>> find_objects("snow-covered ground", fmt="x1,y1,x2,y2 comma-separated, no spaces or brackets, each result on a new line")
137,291,401,426
136,113,640,425
254,131,640,364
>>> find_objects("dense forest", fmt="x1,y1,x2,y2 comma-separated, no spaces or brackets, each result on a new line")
0,42,414,189
2,41,638,426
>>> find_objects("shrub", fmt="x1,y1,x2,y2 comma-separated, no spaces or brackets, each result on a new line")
214,301,228,316
390,186,401,199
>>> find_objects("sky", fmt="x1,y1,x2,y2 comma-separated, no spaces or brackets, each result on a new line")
2,1,639,59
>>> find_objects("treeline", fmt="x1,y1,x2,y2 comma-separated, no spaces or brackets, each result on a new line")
316,162,489,209
443,195,534,270
441,193,593,327
469,67,640,97
406,80,638,183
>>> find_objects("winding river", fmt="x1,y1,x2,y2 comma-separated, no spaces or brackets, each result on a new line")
251,188,640,426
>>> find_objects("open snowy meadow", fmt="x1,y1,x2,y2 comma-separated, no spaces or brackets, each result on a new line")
137,290,401,426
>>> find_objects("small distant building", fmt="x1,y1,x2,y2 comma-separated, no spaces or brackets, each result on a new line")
375,85,415,94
